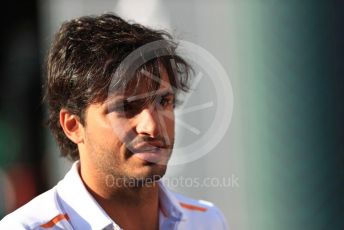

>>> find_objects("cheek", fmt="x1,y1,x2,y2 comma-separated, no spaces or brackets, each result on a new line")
84,124,111,151
84,116,120,149
106,116,135,143
162,112,175,136
84,125,128,161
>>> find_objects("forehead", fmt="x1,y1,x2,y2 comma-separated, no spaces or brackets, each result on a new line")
107,63,174,102
152,64,173,91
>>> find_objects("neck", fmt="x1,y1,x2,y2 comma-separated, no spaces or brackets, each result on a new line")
79,163,160,230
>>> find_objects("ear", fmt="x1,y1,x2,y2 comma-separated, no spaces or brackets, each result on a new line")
59,109,84,144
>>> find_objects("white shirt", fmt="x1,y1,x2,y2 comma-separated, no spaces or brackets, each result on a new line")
0,162,228,230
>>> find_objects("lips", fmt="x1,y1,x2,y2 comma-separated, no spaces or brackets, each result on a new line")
133,141,166,150
132,146,161,153
129,143,170,163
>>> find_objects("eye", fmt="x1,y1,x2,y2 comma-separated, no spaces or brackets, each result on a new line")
107,101,141,116
158,95,174,108
124,101,144,116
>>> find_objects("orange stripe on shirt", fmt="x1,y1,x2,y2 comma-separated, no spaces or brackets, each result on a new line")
179,202,208,212
40,213,70,228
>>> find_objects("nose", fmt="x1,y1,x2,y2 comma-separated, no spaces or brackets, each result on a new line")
135,105,160,137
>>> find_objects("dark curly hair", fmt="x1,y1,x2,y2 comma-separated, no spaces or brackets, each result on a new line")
45,13,191,161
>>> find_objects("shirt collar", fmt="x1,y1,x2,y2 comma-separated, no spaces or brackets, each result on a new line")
56,161,115,230
157,181,185,221
56,161,185,230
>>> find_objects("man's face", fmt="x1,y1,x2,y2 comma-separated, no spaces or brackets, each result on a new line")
81,65,175,183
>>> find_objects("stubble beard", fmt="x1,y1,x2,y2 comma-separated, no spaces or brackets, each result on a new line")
97,141,174,189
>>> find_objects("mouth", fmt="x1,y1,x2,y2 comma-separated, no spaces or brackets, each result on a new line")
130,145,170,164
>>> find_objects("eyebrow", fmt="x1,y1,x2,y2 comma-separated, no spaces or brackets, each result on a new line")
126,89,174,102
105,89,174,107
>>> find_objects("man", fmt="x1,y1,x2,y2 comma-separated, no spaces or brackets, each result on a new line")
0,13,228,229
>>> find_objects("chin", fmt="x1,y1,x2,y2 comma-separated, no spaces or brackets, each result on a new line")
131,163,167,184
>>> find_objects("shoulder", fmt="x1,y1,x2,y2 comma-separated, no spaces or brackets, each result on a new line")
173,192,229,229
0,186,69,229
